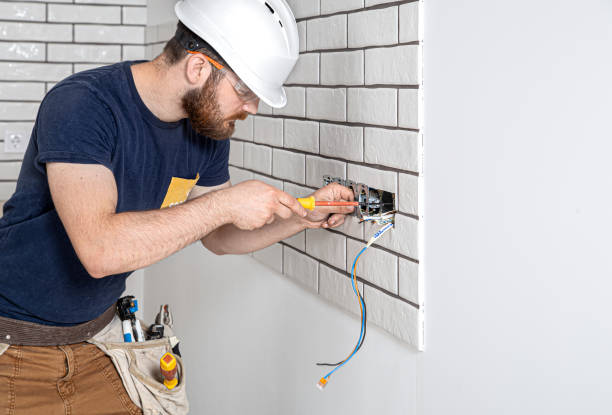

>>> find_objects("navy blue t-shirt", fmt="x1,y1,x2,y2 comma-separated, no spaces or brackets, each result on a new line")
0,61,230,325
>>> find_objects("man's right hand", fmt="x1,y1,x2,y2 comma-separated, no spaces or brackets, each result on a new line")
219,180,309,231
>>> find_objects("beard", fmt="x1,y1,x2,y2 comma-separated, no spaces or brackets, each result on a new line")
181,74,248,140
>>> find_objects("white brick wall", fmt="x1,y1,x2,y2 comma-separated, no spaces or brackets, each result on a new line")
154,1,424,348
75,25,145,44
48,5,121,24
305,228,346,270
347,88,397,126
228,140,243,167
253,116,283,147
0,83,44,100
365,45,420,85
0,42,45,61
0,22,72,42
286,53,319,84
0,2,46,22
272,86,305,117
48,44,122,63
399,172,419,215
364,284,420,345
0,0,147,208
306,155,346,187
347,238,398,293
321,51,364,85
348,7,398,48
286,0,319,19
243,142,272,175
319,263,364,317
307,15,346,51
321,0,364,15
284,246,318,292
306,87,346,121
398,88,422,129
283,119,319,153
319,123,363,162
272,149,305,184
364,127,420,171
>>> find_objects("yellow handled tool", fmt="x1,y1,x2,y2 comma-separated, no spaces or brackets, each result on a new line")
160,352,178,389
297,196,359,211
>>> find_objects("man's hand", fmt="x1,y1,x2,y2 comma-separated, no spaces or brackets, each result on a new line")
197,181,356,256
303,183,356,229
219,180,309,231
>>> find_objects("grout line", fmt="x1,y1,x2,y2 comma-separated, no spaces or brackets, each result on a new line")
287,83,419,89
303,40,419,54
397,255,400,297
0,20,145,27
231,138,420,176
242,113,419,132
297,0,418,22
280,240,419,309
328,226,420,264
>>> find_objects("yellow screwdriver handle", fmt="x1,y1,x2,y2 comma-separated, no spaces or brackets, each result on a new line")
297,196,316,211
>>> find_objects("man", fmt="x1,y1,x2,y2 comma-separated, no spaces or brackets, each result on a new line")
0,0,354,413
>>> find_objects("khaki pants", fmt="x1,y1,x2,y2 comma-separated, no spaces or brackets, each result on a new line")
0,342,143,415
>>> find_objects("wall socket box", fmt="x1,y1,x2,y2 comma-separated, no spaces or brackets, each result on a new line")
4,130,28,153
323,175,396,222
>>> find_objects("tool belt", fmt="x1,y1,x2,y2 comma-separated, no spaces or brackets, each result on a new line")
0,304,116,346
0,307,189,415
87,315,189,415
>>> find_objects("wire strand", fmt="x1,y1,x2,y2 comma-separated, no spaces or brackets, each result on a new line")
319,246,368,379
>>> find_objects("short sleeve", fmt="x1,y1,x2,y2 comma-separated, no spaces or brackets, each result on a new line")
34,84,116,173
196,138,230,187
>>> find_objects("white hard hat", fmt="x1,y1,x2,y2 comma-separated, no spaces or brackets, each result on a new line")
175,0,299,108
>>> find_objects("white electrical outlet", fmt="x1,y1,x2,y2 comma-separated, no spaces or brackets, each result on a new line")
4,130,28,153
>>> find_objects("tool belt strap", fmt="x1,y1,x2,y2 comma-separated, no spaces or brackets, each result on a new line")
0,304,116,346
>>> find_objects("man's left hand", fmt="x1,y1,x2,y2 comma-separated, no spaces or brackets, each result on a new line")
301,183,356,229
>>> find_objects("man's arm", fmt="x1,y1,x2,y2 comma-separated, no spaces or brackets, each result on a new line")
193,182,356,255
47,162,307,278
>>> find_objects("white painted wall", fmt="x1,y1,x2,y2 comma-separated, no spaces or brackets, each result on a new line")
143,245,419,414
420,0,612,413
142,0,612,413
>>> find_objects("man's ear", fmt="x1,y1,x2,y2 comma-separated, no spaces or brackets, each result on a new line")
184,53,211,87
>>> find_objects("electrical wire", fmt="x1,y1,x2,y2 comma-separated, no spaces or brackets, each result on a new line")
318,246,368,381
316,222,395,389
316,252,368,367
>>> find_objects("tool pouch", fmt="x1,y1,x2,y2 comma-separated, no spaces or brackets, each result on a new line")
87,315,189,415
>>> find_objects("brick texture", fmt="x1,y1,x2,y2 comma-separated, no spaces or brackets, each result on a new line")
0,0,147,204
234,1,424,348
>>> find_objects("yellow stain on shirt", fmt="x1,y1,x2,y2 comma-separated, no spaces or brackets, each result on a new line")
161,174,200,209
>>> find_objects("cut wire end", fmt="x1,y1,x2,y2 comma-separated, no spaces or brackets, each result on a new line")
316,377,328,390
315,222,393,387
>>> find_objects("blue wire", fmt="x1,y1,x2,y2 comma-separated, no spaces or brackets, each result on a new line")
323,246,368,380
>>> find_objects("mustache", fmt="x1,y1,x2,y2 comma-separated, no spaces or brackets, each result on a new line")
231,112,248,121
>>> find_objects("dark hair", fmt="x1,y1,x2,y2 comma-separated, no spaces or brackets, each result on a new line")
162,21,230,72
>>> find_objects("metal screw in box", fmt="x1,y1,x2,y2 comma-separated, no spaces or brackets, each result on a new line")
323,175,396,224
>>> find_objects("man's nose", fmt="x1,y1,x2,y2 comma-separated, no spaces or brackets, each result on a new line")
244,99,260,115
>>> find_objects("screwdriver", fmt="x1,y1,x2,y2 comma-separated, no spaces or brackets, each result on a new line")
297,196,359,211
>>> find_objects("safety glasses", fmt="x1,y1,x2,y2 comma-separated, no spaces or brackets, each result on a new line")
186,50,259,104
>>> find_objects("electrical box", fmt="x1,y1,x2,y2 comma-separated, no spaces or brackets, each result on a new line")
323,175,396,224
